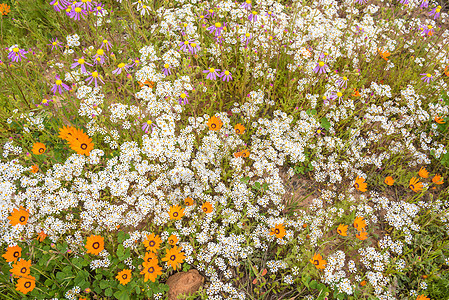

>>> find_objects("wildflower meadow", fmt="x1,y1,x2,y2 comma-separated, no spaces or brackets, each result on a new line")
1,0,449,299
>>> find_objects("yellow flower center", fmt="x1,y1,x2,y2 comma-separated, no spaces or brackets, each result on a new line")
56,80,62,85
426,74,431,77
118,63,126,68
343,76,347,80
337,92,343,97
246,0,251,3
92,71,98,77
268,11,272,15
318,61,325,67
224,71,230,75
209,9,213,13
164,64,169,68
252,11,257,15
103,39,108,44
183,23,188,27
13,47,19,53
52,42,57,45
245,33,250,37
78,58,85,64
184,41,189,45
96,49,104,55
428,25,433,29
75,7,82,12
209,68,215,73
147,120,152,125
322,96,327,100
436,8,440,12
215,22,222,28
143,5,147,8
97,6,102,10
180,93,186,98
42,99,48,103
191,42,196,47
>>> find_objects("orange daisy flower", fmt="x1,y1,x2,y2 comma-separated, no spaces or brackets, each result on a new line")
10,259,32,278
378,49,391,61
201,202,213,214
418,167,429,178
116,269,132,285
409,177,423,193
168,234,178,245
356,229,368,240
169,205,185,220
184,197,194,206
384,176,394,186
37,230,47,242
269,224,286,239
8,207,29,226
432,174,443,185
2,245,22,262
31,142,46,155
143,233,162,253
207,116,223,131
337,224,348,236
30,164,39,173
351,89,361,97
140,260,162,282
354,216,367,232
354,176,367,192
15,275,36,295
0,3,11,16
416,295,430,300
434,116,446,124
162,246,186,271
310,253,326,270
143,252,157,264
241,149,250,158
85,235,104,255
234,123,245,135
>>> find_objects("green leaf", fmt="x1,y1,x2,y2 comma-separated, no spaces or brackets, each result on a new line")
320,117,331,130
118,231,126,244
117,244,125,259
100,280,110,289
309,280,318,289
105,288,113,297
114,290,130,300
240,176,250,183
306,109,317,116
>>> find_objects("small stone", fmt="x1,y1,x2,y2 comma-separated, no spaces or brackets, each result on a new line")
166,269,204,300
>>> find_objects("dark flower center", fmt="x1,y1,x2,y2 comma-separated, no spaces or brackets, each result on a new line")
19,216,26,222
20,267,27,274
410,184,415,190
24,281,31,288
13,251,19,258
211,123,216,128
148,267,154,273
92,242,100,249
274,229,280,235
81,143,88,150
203,207,208,212
354,183,359,189
170,255,176,261
236,129,241,134
173,212,178,217
122,274,127,279
39,147,45,153
149,241,155,247
314,260,319,265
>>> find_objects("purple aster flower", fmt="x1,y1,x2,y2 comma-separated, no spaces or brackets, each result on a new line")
248,11,258,22
71,57,92,74
354,0,368,4
420,24,434,37
220,70,233,82
36,98,53,107
330,90,344,103
241,0,252,10
85,71,105,88
429,6,441,19
93,48,106,65
93,3,106,16
142,120,156,133
420,73,433,83
48,38,63,51
178,91,189,105
179,39,194,52
100,39,112,52
188,41,201,55
8,46,27,62
112,63,128,75
266,11,275,18
205,8,215,18
78,0,94,10
50,0,70,12
242,32,252,45
399,0,409,4
313,61,328,74
203,68,221,80
420,0,429,8
51,75,70,95
336,76,349,89
207,22,224,37
162,64,172,76
67,4,88,21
